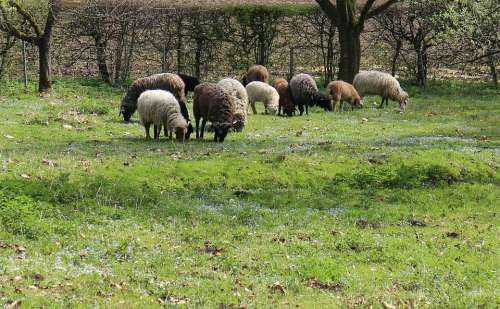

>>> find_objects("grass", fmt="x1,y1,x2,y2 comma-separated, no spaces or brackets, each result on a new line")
0,78,498,308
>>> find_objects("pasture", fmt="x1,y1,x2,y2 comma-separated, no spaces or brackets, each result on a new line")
0,79,498,308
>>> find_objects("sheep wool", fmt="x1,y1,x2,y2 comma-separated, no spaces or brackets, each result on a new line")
353,71,409,109
120,73,192,134
177,73,200,96
137,90,188,141
246,81,279,115
272,79,295,117
217,78,249,132
327,80,363,112
289,73,332,115
244,65,269,86
193,83,236,143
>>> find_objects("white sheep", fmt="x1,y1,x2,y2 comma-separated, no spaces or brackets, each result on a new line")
353,71,409,110
245,81,279,115
137,90,188,142
217,78,249,132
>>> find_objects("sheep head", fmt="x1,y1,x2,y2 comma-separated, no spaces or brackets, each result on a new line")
175,126,188,143
213,122,233,143
399,90,409,110
120,96,135,122
232,114,246,132
313,92,333,111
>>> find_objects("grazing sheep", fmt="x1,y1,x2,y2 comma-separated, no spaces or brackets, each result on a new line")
327,81,363,112
177,73,200,96
289,73,332,115
272,79,295,117
243,65,269,86
119,73,193,139
217,78,249,132
137,90,188,142
246,81,279,115
353,71,409,110
193,83,236,143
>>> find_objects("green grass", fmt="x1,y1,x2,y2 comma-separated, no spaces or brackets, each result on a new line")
0,78,499,308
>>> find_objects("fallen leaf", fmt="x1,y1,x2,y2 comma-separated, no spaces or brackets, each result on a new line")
3,300,21,309
13,276,22,282
361,118,369,122
42,159,56,167
20,174,31,179
306,278,343,291
63,124,73,130
4,135,14,140
446,232,460,238
270,281,285,294
382,301,396,309
31,273,44,281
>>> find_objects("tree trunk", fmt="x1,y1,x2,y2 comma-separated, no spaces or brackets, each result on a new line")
488,54,498,86
391,40,402,77
94,32,110,84
176,17,184,73
194,37,202,79
338,28,361,83
38,38,51,93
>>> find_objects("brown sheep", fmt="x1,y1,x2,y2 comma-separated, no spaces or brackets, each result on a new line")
243,65,269,86
272,79,295,117
193,83,236,143
327,81,363,112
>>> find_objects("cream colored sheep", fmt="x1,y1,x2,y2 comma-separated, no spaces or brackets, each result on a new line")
353,71,409,110
217,78,249,132
245,81,279,115
137,90,188,142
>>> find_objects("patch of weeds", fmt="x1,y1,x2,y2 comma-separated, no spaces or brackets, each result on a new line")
298,256,345,286
0,192,49,239
74,99,111,115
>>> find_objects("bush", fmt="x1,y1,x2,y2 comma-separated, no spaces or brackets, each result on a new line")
0,192,48,239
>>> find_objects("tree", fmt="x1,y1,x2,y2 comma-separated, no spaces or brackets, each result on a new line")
315,0,398,82
0,26,16,80
374,0,449,86
0,0,61,92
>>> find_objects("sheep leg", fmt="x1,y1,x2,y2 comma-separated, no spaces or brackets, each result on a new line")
298,104,304,116
379,97,385,108
251,101,257,114
144,123,151,140
305,105,309,115
195,117,200,139
153,125,160,141
200,119,207,139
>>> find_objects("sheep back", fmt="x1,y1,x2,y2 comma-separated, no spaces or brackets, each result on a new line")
193,83,235,126
245,65,269,85
178,73,200,96
353,71,409,107
217,78,249,132
272,78,295,116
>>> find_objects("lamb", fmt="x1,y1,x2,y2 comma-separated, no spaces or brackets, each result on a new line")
137,90,188,142
217,78,249,132
193,83,236,143
243,65,269,86
272,78,295,116
289,73,332,115
327,81,363,112
119,73,193,139
177,73,200,96
245,81,279,115
353,71,409,110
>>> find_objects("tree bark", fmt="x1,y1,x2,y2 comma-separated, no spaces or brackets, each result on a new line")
38,37,51,93
488,54,498,86
94,32,110,84
391,40,402,76
338,28,361,83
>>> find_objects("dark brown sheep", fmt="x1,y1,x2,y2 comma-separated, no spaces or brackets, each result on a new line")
272,79,295,117
193,83,236,143
243,65,269,86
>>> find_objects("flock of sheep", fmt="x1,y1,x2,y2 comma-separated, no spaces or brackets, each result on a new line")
119,65,410,143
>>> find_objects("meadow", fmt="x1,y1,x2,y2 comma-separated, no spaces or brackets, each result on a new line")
0,79,498,308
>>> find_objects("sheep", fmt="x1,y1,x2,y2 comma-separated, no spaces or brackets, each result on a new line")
289,73,332,115
177,73,200,96
245,81,279,115
327,81,363,112
272,78,295,117
217,78,249,132
119,73,193,139
137,90,188,142
353,71,409,110
243,65,269,86
193,83,236,143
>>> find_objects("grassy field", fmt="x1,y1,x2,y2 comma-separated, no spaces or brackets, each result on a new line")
0,78,498,308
